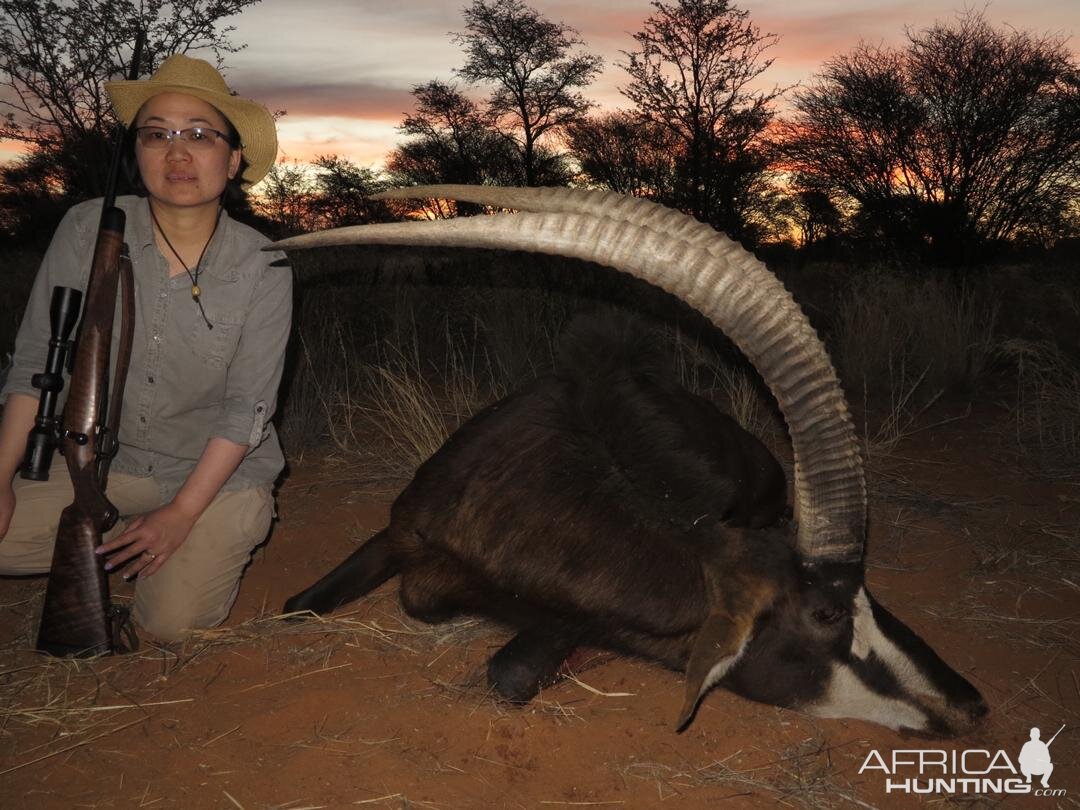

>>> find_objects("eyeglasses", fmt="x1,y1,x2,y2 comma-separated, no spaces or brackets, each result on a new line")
135,126,234,149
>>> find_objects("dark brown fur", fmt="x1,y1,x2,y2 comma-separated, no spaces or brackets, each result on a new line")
286,315,790,698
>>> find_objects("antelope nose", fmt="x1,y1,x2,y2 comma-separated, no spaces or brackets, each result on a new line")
947,693,989,734
965,696,989,725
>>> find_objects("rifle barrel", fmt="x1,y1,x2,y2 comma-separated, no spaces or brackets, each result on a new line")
1046,723,1065,746
101,29,145,214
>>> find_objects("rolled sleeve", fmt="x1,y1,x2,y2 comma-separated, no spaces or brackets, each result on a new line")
211,251,292,450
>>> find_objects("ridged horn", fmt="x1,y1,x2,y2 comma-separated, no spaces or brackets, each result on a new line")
272,188,866,564
372,184,716,236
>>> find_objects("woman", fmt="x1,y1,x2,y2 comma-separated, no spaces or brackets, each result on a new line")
0,55,291,642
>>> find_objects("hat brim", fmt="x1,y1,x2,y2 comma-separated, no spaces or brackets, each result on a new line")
105,80,277,188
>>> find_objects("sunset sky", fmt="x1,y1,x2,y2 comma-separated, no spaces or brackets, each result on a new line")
4,0,1079,177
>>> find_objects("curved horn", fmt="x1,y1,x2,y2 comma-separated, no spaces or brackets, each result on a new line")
374,183,705,228
373,185,729,252
273,190,866,564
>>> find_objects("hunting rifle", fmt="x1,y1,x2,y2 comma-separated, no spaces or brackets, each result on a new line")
28,32,144,656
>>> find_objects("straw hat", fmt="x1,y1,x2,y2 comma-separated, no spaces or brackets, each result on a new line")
106,53,277,187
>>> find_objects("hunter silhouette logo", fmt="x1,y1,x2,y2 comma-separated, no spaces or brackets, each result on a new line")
859,723,1068,797
1019,725,1063,789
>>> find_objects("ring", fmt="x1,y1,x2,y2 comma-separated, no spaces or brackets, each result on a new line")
144,551,157,560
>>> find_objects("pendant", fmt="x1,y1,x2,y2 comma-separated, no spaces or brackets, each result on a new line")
191,284,201,301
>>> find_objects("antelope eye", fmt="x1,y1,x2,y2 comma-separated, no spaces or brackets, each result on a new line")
813,605,848,625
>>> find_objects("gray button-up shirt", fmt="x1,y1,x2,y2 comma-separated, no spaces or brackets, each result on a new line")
3,195,291,501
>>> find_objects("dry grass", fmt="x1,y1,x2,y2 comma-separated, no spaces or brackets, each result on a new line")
998,339,1080,476
833,271,998,412
328,327,504,481
620,736,875,808
968,518,1080,577
926,591,1080,654
0,595,492,779
858,359,942,461
286,305,505,484
670,327,786,455
472,289,566,390
291,301,792,488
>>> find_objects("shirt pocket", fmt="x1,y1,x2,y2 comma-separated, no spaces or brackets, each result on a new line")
187,306,244,368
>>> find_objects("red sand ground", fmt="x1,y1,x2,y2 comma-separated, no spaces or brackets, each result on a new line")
1,413,1077,809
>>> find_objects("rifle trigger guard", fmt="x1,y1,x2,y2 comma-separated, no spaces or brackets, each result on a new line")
107,605,139,654
97,427,119,460
101,506,119,532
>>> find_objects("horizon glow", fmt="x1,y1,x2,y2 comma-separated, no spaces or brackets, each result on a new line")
1,1,1077,183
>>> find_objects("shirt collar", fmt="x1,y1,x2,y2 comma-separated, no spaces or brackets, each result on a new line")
124,195,157,250
200,209,233,280
123,195,235,279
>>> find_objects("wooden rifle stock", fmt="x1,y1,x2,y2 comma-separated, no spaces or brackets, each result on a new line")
36,207,136,657
35,29,143,657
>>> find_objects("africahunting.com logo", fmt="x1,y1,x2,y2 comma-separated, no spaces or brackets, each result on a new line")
859,724,1067,797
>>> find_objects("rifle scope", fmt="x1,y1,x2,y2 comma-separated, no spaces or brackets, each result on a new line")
21,285,83,481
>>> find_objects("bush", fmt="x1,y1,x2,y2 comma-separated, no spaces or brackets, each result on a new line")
831,269,998,408
999,339,1080,475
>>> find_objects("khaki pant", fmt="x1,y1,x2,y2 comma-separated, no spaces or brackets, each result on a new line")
0,459,274,642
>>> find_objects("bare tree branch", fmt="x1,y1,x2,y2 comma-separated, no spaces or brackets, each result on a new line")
777,9,1080,261
452,0,602,186
619,0,783,240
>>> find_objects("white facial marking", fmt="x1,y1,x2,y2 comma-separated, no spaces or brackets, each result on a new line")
850,587,876,660
812,662,929,731
850,587,940,699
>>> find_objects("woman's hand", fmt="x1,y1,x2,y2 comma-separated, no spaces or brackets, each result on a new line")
96,436,248,580
96,501,199,580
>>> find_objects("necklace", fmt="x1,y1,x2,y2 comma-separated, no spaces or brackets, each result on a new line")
148,201,220,329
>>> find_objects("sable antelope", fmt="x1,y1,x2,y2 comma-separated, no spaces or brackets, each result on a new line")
276,186,987,735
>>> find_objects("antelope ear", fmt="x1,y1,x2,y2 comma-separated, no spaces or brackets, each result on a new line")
676,611,754,731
